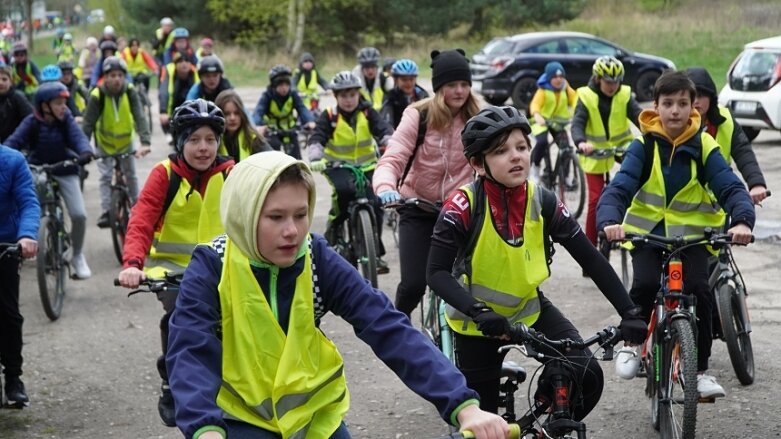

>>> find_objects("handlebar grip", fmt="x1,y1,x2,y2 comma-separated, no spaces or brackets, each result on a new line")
766,189,772,197
459,424,520,439
113,278,121,286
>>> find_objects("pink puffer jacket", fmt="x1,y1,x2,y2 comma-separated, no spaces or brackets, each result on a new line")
373,107,474,202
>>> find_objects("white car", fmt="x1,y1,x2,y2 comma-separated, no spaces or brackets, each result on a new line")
719,35,781,141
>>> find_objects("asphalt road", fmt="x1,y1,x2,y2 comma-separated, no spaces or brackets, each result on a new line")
1,87,780,439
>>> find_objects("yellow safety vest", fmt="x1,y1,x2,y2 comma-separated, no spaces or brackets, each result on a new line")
264,97,296,129
122,47,150,76
296,69,319,96
216,237,349,438
91,85,136,154
446,182,549,336
622,133,725,241
12,62,38,95
154,29,174,57
57,44,76,63
324,107,376,166
218,130,257,162
144,160,225,277
713,105,735,164
360,84,384,111
576,86,634,174
531,88,572,136
165,63,199,115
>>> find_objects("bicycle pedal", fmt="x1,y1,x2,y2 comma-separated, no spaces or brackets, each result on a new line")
698,396,717,403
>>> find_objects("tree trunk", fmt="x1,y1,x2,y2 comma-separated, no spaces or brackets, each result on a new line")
285,0,296,52
291,0,305,57
25,0,33,52
470,5,485,35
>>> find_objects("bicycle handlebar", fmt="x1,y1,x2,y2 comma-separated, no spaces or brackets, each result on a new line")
385,197,442,213
622,229,754,249
28,158,80,173
431,424,521,439
0,243,21,259
114,271,183,297
95,152,135,160
578,146,626,158
506,323,622,353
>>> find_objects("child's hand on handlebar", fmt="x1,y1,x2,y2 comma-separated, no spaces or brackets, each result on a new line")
602,224,625,242
378,190,401,205
727,223,752,245
456,404,510,439
309,159,327,172
577,142,594,155
118,267,147,289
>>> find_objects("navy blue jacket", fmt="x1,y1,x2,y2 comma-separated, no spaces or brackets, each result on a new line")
251,87,314,127
0,145,40,242
597,130,755,233
5,112,93,176
167,234,478,438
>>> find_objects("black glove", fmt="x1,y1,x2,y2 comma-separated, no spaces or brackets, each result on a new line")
619,306,647,345
468,302,511,337
77,152,93,166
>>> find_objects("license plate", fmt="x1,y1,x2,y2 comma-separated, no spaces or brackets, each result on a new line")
733,101,757,114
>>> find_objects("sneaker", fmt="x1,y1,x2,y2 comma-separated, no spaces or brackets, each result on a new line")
529,164,541,184
697,374,726,399
158,382,176,427
615,347,640,380
377,257,390,275
72,253,92,280
97,211,110,229
4,375,29,408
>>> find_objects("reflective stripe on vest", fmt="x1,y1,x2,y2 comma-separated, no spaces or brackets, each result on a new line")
714,105,734,164
360,85,384,111
622,133,725,241
91,85,135,154
296,70,319,95
264,97,296,129
576,85,634,174
531,88,572,136
445,181,549,336
144,160,226,273
216,238,349,438
324,107,376,166
165,63,199,114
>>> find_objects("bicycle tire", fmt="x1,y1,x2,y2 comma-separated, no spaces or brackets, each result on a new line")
647,345,660,431
109,188,131,265
717,281,754,385
37,216,65,321
354,208,378,288
620,247,632,289
557,153,586,219
659,318,698,439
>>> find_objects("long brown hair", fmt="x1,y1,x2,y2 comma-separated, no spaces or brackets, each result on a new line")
409,87,482,132
215,89,265,154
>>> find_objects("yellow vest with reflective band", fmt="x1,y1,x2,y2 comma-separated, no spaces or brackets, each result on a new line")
154,29,174,56
218,131,256,162
576,85,634,174
144,160,226,278
622,134,725,241
713,105,734,164
446,182,549,336
296,69,319,96
531,88,572,136
324,107,376,166
122,47,150,76
264,97,296,129
57,45,76,63
91,85,136,154
360,85,384,111
12,63,39,95
216,237,349,438
165,63,199,114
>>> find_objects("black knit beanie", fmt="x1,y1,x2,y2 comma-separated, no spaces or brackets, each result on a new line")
431,49,472,92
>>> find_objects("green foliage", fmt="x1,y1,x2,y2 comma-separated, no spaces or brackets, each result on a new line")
206,0,287,43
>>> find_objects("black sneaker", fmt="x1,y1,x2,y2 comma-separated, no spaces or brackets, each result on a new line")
377,257,390,275
158,382,176,427
97,211,110,229
4,375,29,408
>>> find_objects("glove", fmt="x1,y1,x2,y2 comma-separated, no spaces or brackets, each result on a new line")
309,159,327,172
378,190,402,206
468,303,511,337
78,152,94,166
619,307,647,345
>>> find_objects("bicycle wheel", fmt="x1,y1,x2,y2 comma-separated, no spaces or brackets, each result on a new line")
420,289,441,345
717,280,754,385
37,216,65,321
659,318,698,439
353,208,378,288
620,247,632,289
109,188,132,265
557,153,586,219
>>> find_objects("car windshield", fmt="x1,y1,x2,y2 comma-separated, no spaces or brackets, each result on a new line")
733,49,781,79
563,38,618,56
482,38,515,56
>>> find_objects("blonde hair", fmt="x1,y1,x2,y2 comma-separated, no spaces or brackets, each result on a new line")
271,164,316,195
410,89,482,132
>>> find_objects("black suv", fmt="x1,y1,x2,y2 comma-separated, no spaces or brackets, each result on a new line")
471,31,675,109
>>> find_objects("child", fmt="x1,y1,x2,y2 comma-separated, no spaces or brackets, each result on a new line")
121,37,159,92
597,70,755,398
252,64,315,159
81,56,151,228
308,71,394,273
0,61,33,142
196,38,216,60
291,52,329,109
186,56,233,102
163,27,197,66
427,105,646,415
5,81,94,279
570,56,642,248
528,61,577,182
77,37,99,88
0,144,39,409
56,33,76,63
214,89,270,162
353,46,389,110
10,42,40,100
166,151,510,439
159,51,199,145
117,99,234,427
57,60,89,121
381,58,429,128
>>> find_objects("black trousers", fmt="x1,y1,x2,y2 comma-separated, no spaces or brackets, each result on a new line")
630,244,713,371
394,206,438,316
156,289,177,383
267,133,302,160
454,295,604,420
323,167,384,256
0,255,23,378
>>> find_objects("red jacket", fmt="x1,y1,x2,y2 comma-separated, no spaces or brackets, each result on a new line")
122,154,234,269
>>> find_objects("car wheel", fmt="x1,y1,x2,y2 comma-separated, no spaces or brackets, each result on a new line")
742,127,760,141
484,96,508,105
634,70,661,102
511,77,538,111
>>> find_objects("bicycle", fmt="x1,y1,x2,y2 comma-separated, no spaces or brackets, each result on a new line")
430,324,623,439
619,229,750,439
267,125,303,159
317,162,380,288
30,159,79,321
133,73,154,134
539,121,586,219
115,270,182,303
98,153,134,265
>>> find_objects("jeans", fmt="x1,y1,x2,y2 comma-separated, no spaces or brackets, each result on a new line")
225,420,352,439
97,150,139,213
52,174,87,255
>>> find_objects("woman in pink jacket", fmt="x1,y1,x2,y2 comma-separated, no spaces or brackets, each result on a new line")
373,49,482,317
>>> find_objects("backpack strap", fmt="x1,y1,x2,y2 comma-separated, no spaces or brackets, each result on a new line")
398,108,428,188
160,168,182,225
637,133,707,188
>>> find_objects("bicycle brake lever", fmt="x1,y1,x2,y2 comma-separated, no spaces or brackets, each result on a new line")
127,289,146,297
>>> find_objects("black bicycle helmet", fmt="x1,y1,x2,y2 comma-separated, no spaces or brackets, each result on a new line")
170,99,226,151
269,64,292,85
35,81,70,107
102,56,128,74
329,71,362,91
57,60,75,72
197,55,224,74
357,47,380,67
462,106,531,159
99,40,118,53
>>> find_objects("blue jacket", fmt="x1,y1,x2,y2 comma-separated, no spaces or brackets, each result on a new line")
5,112,93,176
0,145,40,242
251,87,314,126
167,234,478,438
185,77,233,102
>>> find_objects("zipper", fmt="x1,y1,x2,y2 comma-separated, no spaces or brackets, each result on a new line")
270,265,279,321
